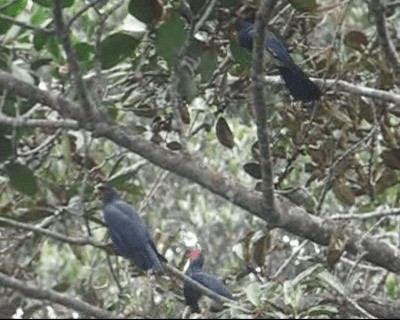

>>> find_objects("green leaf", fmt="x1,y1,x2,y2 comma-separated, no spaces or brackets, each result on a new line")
30,6,49,26
316,270,345,295
33,0,74,8
5,163,38,196
288,0,318,12
73,42,94,67
219,0,242,9
128,0,163,25
230,39,251,72
283,280,302,310
0,136,13,162
33,33,48,51
177,70,197,101
100,33,139,69
155,12,187,68
245,282,262,307
31,58,53,71
11,63,35,85
198,46,218,83
0,0,28,34
46,36,62,61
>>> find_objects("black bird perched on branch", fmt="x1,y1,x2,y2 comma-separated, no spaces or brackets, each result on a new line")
97,184,166,274
184,249,233,314
234,6,320,102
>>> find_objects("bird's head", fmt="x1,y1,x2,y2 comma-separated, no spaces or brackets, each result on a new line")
96,183,118,203
189,249,202,261
187,249,204,269
236,4,257,23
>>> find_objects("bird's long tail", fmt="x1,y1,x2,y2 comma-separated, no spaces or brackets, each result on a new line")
278,61,320,102
147,243,166,275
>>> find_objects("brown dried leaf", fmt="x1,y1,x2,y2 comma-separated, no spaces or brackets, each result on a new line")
243,162,262,179
180,104,191,124
381,149,400,170
166,141,182,151
333,181,356,206
216,117,234,149
327,227,349,271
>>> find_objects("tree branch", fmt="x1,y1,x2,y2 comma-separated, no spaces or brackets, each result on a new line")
239,75,400,106
0,272,122,319
1,70,400,274
52,0,96,118
369,0,400,85
0,12,53,35
251,0,278,223
0,216,234,310
0,113,79,129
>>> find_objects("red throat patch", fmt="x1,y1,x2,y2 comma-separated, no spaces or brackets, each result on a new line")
190,249,202,261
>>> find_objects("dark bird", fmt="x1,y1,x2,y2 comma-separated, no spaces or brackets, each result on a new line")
183,249,233,314
234,7,320,102
97,184,166,274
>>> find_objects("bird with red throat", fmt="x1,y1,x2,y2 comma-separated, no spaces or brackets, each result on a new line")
183,248,233,314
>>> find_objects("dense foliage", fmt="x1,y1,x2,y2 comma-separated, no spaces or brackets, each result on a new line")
1,0,400,318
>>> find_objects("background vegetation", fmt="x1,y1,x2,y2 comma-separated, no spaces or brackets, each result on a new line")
1,0,400,318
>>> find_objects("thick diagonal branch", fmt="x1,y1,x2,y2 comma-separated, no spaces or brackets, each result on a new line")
0,71,399,274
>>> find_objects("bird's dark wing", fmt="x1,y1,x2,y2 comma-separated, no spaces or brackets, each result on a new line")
189,271,233,300
236,19,320,102
103,201,164,272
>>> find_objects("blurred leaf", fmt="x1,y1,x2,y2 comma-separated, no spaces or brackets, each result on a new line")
306,305,338,317
128,0,163,25
381,149,400,170
329,107,353,126
5,163,38,196
316,270,345,295
326,227,349,271
0,136,13,162
155,12,187,68
32,0,74,7
30,6,49,25
187,0,204,14
33,33,49,51
219,0,242,9
100,33,139,70
344,31,368,51
132,104,157,118
245,282,262,307
166,141,182,151
73,42,94,63
198,46,218,83
180,104,191,124
0,0,27,34
288,0,318,12
333,181,356,206
283,280,301,310
376,168,398,194
61,132,71,175
177,70,197,101
251,141,260,162
230,39,251,71
216,117,234,149
11,63,34,85
46,36,62,61
31,58,52,70
251,229,270,267
282,188,317,214
243,162,262,179
290,265,321,287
